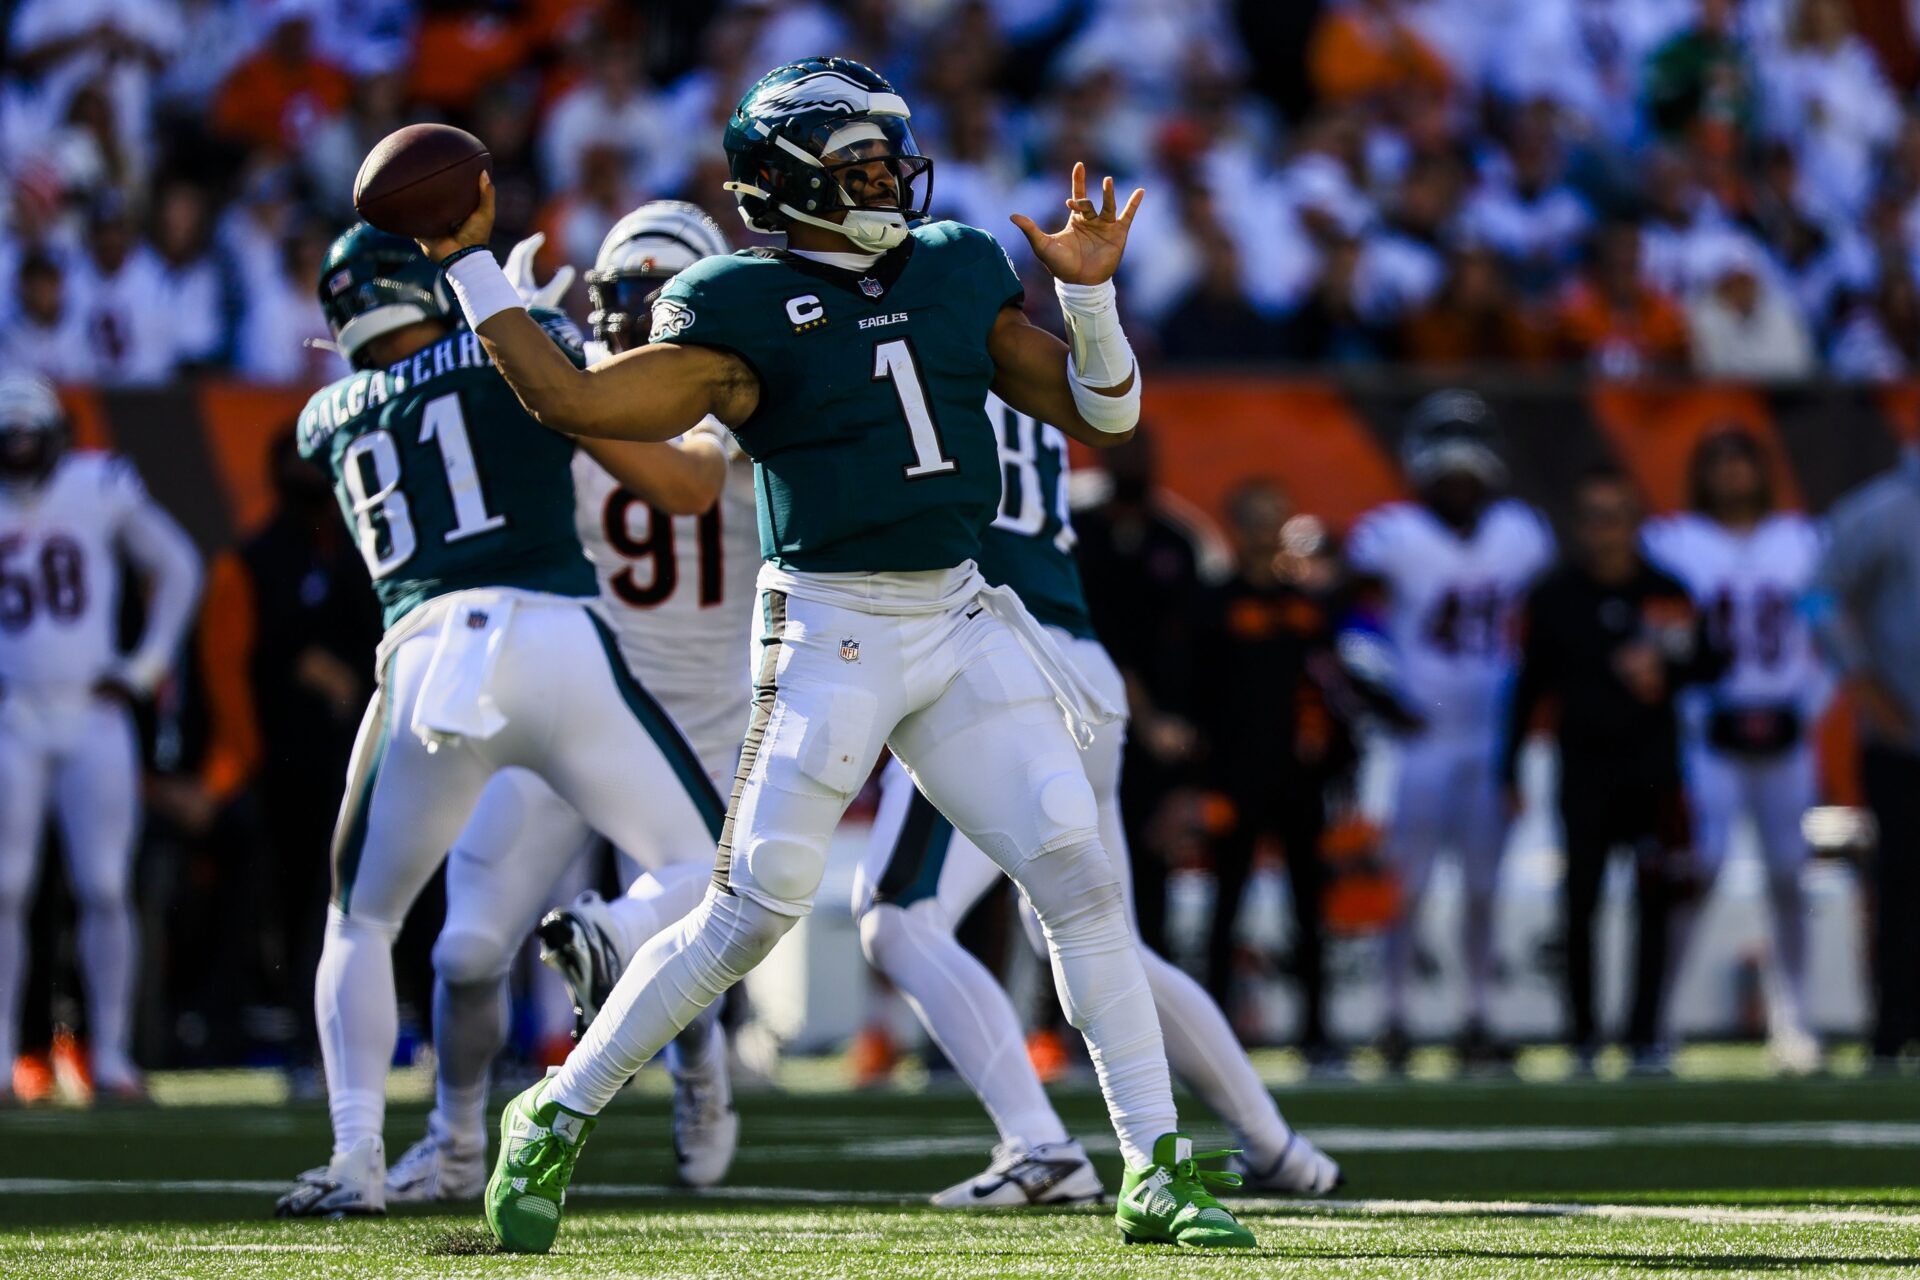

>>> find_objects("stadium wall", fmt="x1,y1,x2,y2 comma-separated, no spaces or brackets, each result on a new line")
63,376,1915,557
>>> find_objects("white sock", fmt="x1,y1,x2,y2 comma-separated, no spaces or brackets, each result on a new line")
860,902,1069,1149
316,908,399,1156
547,890,793,1116
607,860,714,966
1765,871,1812,1035
1018,838,1174,1169
431,974,508,1152
76,896,136,1084
1142,946,1291,1163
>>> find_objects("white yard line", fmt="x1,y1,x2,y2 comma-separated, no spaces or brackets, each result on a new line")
2,1177,1916,1229
1293,1199,1920,1228
753,1121,1920,1161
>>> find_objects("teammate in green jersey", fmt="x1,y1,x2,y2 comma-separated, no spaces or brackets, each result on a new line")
275,225,732,1218
421,57,1255,1251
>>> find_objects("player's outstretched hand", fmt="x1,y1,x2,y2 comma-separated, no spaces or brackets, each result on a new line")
504,232,576,308
1010,162,1144,286
417,171,497,264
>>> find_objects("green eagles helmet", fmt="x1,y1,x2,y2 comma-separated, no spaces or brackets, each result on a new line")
722,56,933,253
317,223,455,369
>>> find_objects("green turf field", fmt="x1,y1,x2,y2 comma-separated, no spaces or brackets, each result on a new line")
3,1051,1917,1278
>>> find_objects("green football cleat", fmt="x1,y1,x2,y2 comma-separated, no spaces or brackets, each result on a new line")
484,1082,597,1254
1114,1133,1257,1249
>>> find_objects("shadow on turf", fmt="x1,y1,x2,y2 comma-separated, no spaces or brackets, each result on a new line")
425,1226,499,1256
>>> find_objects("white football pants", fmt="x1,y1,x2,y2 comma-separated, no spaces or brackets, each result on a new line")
0,693,140,1084
1380,729,1510,1030
547,574,1177,1168
1675,740,1817,1036
851,630,1298,1165
317,592,724,1156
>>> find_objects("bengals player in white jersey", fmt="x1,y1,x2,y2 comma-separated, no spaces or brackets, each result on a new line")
1643,428,1828,1073
1346,391,1553,1070
0,373,201,1102
386,203,760,1204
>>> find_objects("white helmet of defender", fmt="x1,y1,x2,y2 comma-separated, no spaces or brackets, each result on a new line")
586,201,732,355
1400,388,1508,489
0,371,68,486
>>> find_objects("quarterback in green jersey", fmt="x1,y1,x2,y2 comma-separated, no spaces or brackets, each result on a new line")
421,57,1255,1251
852,396,1343,1207
276,225,733,1218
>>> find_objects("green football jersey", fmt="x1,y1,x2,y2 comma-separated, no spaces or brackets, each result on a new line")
978,396,1094,639
649,220,1022,573
297,312,595,629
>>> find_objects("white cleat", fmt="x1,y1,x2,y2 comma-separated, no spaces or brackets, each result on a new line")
931,1139,1104,1208
672,1028,740,1189
536,890,625,1037
1235,1132,1343,1196
385,1113,486,1202
1769,1025,1822,1077
274,1135,386,1217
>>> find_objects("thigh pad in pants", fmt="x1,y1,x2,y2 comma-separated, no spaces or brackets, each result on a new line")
890,617,1099,875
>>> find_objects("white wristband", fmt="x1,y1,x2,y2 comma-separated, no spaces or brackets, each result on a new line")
1054,278,1135,389
444,249,525,330
1067,356,1140,435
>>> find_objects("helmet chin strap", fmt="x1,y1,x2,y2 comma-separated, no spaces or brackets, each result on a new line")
777,203,909,252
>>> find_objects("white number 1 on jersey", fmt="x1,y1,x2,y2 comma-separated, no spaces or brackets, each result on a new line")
873,338,957,479
420,393,506,541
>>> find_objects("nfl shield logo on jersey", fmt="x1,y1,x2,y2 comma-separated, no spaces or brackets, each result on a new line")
840,637,861,663
859,277,884,299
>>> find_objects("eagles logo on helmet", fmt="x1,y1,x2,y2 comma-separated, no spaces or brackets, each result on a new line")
722,56,934,254
0,372,69,487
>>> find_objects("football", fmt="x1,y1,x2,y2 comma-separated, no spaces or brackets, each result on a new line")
353,123,491,240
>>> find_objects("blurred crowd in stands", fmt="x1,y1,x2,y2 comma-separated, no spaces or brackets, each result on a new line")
14,0,1920,384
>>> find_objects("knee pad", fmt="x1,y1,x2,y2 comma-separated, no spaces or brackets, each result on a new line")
730,764,845,910
856,901,899,968
739,832,829,908
431,928,513,987
954,764,1099,872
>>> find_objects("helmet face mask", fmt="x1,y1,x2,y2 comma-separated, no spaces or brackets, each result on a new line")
586,273,666,354
725,58,934,253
